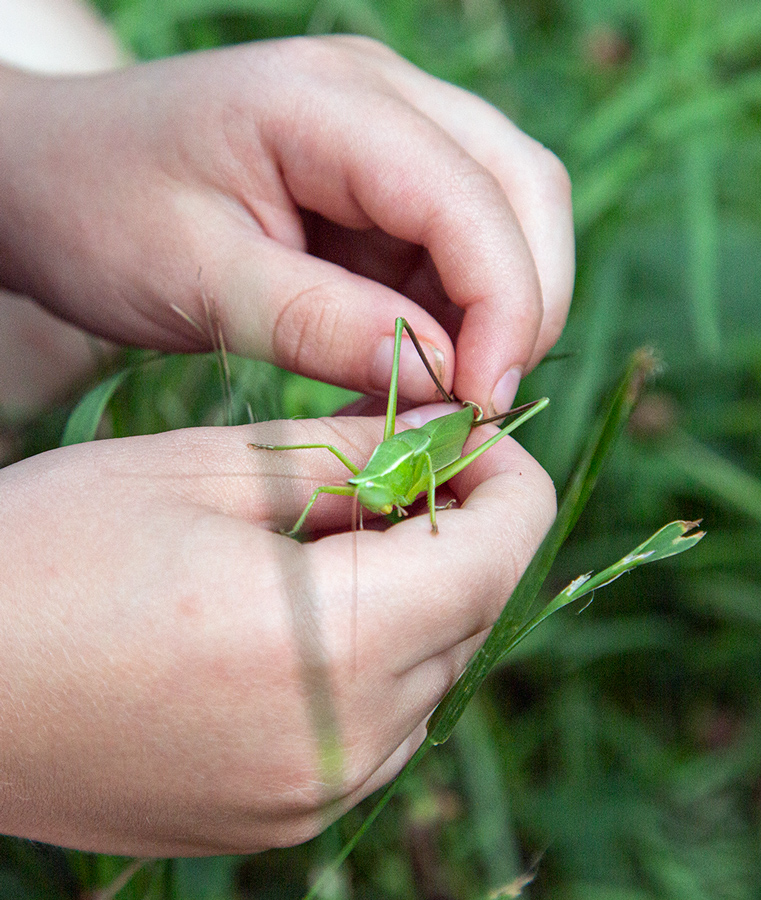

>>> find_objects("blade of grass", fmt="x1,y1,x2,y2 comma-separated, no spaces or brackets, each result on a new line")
683,138,721,357
92,859,152,900
502,520,704,656
536,250,622,483
662,430,761,524
427,348,659,742
60,369,130,447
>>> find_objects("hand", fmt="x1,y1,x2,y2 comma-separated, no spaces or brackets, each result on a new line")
0,36,573,414
0,412,555,855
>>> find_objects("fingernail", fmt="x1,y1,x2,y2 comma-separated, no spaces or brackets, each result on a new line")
398,402,457,429
490,366,522,416
371,336,445,400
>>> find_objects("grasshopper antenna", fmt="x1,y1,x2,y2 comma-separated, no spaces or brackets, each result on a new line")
475,398,546,427
401,319,454,403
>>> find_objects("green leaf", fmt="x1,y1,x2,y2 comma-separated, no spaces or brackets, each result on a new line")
507,521,705,652
60,369,130,447
568,519,706,598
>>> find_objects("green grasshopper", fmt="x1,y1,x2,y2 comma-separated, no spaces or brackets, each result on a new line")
249,317,548,536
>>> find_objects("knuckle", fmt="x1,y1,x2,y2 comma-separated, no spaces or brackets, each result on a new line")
444,157,504,205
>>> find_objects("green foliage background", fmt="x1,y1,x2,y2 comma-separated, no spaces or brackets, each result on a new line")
3,0,761,897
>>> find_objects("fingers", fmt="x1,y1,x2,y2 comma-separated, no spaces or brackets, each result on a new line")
115,417,393,531
355,37,575,372
204,37,572,412
207,238,458,405
2,38,571,416
211,122,531,410
271,94,542,411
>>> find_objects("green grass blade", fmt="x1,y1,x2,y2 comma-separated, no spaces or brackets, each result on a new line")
572,520,705,591
504,521,705,654
426,348,658,744
537,253,622,483
683,139,721,357
60,369,130,447
662,431,761,524
302,743,429,900
91,859,153,900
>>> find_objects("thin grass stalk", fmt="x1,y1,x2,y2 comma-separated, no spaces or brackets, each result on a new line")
426,346,658,743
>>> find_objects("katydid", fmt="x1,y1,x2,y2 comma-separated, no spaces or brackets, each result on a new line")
249,317,548,536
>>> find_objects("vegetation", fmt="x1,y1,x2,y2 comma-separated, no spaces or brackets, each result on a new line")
3,0,760,897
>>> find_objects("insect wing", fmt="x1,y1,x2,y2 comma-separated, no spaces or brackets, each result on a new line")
420,406,475,473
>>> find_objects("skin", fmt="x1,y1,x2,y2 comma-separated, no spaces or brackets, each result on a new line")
0,7,572,857
0,0,125,425
0,36,574,414
1,411,555,856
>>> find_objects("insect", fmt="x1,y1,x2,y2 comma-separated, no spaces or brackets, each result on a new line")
249,317,548,536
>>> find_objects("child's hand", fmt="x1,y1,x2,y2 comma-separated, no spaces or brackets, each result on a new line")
0,415,555,855
0,36,573,413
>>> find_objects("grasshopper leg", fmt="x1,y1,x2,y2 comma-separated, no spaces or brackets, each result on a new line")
423,451,440,534
248,442,361,476
284,485,357,537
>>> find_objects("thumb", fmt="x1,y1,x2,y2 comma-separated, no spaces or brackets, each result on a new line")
205,238,456,405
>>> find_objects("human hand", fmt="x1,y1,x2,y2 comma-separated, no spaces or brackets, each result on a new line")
0,412,555,855
0,36,573,415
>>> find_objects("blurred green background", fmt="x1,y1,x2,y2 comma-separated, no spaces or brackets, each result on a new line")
3,0,761,897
